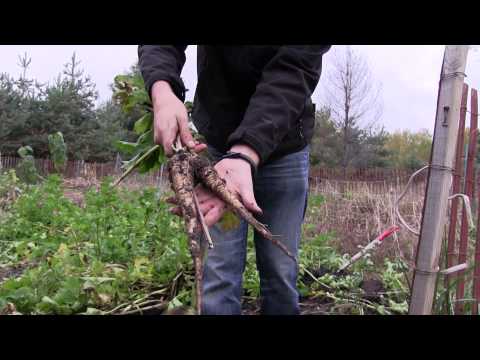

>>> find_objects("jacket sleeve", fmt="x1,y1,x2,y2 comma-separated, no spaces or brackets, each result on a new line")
226,45,331,165
138,45,188,102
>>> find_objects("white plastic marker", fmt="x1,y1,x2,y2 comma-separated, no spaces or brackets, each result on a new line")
338,226,401,273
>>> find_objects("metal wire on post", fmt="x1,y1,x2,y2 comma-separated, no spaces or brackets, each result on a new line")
394,165,429,236
448,193,474,230
394,165,474,236
440,72,467,81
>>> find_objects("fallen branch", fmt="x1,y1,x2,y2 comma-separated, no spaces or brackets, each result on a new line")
117,302,167,315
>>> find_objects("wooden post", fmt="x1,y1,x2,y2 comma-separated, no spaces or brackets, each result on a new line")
409,45,469,315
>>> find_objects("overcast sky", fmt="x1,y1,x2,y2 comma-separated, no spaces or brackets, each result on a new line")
1,45,479,133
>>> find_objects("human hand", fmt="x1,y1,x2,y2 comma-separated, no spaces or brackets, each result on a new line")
151,80,207,156
168,144,262,227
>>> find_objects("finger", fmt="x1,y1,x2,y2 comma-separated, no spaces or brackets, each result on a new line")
193,143,208,153
153,112,168,143
239,187,262,215
177,115,195,149
204,204,227,227
163,138,174,157
199,200,216,216
153,114,163,146
195,184,214,203
153,130,162,146
156,116,177,157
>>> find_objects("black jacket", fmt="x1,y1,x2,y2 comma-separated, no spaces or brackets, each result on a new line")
138,45,331,165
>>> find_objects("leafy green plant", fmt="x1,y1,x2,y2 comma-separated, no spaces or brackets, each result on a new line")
16,146,41,184
243,230,260,298
111,72,241,234
112,73,165,180
1,165,412,315
308,194,325,209
382,258,409,294
48,132,67,174
0,175,194,314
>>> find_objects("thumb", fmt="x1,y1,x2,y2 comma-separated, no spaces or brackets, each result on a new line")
177,116,195,149
239,187,262,215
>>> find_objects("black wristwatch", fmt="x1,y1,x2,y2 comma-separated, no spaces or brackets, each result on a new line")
219,151,258,177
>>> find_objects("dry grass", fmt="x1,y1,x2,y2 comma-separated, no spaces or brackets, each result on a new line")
61,173,170,207
306,179,426,267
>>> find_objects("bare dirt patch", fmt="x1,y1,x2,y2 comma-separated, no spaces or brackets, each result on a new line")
0,261,32,283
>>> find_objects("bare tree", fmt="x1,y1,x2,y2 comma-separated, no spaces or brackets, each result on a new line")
322,46,383,174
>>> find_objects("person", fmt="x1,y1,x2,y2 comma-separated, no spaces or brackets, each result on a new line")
138,45,331,315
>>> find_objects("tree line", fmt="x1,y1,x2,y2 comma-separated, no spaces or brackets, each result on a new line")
0,53,138,162
1,50,434,170
310,106,433,170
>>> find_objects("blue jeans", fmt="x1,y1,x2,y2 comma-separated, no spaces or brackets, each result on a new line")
201,146,309,315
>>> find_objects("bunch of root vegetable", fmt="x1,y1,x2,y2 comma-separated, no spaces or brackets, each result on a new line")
111,76,294,314
166,138,295,314
113,136,295,314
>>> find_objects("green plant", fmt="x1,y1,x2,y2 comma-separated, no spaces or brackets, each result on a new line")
16,146,41,184
112,73,165,179
308,194,325,209
0,176,194,314
0,172,413,315
48,132,67,174
243,230,260,298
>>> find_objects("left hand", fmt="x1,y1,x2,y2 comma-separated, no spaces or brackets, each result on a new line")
168,144,262,227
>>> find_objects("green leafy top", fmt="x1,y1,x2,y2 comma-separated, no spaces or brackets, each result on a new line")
113,74,151,115
111,72,241,230
112,73,163,179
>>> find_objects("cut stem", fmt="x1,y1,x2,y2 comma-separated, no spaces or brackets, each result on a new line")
112,145,160,187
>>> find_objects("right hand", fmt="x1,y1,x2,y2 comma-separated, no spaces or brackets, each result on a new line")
151,80,207,156
166,153,262,227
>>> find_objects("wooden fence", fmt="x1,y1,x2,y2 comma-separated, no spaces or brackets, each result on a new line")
309,167,427,195
0,156,167,188
443,85,480,314
0,153,429,195
309,167,417,182
310,177,426,197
